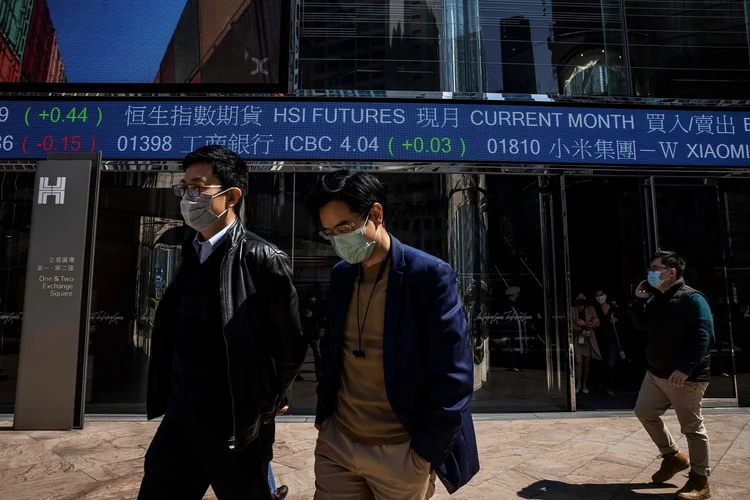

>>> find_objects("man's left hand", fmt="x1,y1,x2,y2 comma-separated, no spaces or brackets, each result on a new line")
668,370,689,388
277,405,289,416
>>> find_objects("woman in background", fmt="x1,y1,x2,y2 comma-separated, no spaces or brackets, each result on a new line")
571,292,601,394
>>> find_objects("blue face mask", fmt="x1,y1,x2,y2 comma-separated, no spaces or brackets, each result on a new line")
328,218,377,264
647,270,665,289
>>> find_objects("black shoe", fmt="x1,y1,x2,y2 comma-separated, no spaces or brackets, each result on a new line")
273,485,289,500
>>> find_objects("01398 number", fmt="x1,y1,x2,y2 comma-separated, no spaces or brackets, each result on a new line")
117,136,173,152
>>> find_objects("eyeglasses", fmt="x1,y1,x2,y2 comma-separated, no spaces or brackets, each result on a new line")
648,266,672,273
173,184,224,198
319,214,368,239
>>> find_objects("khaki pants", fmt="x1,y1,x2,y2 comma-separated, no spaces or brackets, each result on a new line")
634,371,710,476
314,419,436,500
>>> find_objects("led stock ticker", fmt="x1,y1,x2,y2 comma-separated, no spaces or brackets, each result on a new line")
16,106,102,155
0,100,749,167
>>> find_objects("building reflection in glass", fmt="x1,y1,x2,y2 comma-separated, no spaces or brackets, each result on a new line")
447,174,490,391
0,173,34,410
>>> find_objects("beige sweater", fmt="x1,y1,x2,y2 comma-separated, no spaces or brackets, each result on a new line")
334,262,410,445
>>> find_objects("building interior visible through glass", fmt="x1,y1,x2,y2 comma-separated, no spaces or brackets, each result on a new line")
2,0,750,413
1,171,747,414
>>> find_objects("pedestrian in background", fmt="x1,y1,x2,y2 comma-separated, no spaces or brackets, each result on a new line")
306,170,479,499
572,292,601,394
594,289,621,397
632,250,715,500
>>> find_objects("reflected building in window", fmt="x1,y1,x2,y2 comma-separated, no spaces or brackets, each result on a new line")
499,16,537,94
300,0,444,90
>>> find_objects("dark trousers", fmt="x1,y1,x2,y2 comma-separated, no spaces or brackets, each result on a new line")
603,341,618,388
138,415,274,500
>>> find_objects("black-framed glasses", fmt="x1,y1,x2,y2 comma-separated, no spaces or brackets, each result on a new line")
319,213,369,240
173,184,224,198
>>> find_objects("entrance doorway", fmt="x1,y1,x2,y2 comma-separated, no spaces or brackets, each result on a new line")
565,176,647,410
645,177,737,402
565,174,740,410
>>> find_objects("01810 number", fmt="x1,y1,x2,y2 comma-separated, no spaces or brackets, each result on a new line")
117,136,173,152
487,138,540,155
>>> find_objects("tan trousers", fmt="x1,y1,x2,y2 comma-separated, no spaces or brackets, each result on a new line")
634,371,710,476
314,419,436,500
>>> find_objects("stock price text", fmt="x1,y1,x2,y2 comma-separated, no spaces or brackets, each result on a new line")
0,101,748,167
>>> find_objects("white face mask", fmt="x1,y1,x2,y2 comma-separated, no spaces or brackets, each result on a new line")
180,189,232,232
596,295,607,304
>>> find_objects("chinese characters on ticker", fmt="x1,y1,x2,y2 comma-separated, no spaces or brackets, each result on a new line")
0,100,749,167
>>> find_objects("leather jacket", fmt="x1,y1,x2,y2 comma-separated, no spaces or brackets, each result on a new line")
146,221,308,451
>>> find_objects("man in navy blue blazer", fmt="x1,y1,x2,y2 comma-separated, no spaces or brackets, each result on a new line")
306,170,479,499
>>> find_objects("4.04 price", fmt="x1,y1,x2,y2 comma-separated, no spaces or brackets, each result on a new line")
283,136,378,153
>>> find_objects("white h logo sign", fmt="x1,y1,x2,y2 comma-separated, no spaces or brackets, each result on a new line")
38,177,66,205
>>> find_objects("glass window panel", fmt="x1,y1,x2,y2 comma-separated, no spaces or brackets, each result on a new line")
300,1,445,91
479,0,628,95
85,171,291,413
625,0,750,98
653,182,735,399
0,173,34,411
290,171,564,413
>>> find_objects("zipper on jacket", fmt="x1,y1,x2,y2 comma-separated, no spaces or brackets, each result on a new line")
220,250,238,450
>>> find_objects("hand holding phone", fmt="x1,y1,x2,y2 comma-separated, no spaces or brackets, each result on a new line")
635,280,652,299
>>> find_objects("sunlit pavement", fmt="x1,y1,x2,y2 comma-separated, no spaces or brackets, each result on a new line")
1,410,750,499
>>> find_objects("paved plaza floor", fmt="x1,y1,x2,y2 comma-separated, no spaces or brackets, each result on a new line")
1,411,750,499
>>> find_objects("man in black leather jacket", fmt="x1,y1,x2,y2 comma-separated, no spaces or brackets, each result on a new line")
138,146,307,500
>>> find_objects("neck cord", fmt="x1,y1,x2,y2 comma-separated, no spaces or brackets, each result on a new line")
354,249,392,359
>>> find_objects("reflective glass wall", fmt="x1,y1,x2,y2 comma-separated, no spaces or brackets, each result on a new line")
5,169,565,414
288,171,568,412
0,173,33,412
85,171,295,413
3,169,749,414
300,0,448,91
299,0,750,98
625,0,750,98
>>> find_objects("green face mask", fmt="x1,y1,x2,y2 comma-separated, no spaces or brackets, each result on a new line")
328,215,377,264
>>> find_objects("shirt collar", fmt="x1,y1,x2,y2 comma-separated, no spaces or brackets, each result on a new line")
192,220,236,262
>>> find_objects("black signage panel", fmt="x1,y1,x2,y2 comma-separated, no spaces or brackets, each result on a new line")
14,158,99,430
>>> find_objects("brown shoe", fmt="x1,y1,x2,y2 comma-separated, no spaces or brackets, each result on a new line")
675,471,711,499
652,451,690,483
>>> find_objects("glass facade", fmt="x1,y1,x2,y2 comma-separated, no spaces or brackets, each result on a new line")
0,172,33,411
2,168,750,413
300,0,750,97
3,0,750,416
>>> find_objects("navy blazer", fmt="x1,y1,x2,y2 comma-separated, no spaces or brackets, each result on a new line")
315,235,480,493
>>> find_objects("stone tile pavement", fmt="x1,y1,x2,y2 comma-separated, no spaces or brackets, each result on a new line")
1,411,750,499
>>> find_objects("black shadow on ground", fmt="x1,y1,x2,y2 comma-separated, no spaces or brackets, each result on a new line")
518,480,679,499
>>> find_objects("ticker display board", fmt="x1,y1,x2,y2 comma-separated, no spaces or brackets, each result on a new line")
1,100,750,167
